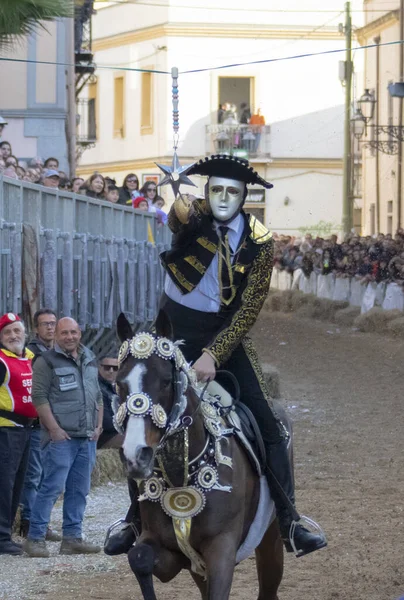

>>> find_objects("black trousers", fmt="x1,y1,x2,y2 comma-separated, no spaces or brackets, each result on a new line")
160,294,286,447
0,427,31,542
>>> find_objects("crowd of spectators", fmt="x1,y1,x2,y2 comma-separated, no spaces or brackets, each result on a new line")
0,126,167,224
273,230,404,288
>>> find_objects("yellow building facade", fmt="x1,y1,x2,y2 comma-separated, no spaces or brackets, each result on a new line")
357,2,404,235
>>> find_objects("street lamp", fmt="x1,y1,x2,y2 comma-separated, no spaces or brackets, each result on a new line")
357,88,376,124
353,88,404,155
351,108,366,139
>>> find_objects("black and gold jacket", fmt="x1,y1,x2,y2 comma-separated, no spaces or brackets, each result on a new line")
160,198,273,367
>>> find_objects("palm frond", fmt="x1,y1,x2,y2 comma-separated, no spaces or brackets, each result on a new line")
0,0,75,48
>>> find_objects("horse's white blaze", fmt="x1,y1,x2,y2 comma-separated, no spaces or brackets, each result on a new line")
122,363,147,464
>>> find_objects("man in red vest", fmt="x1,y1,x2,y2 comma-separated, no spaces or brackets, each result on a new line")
0,313,36,555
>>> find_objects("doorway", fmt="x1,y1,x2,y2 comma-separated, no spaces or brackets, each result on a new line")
218,77,254,122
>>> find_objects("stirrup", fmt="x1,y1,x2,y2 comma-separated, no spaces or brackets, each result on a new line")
288,515,327,558
104,518,139,547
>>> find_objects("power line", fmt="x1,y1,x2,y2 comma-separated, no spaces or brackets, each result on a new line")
0,38,401,75
178,39,404,75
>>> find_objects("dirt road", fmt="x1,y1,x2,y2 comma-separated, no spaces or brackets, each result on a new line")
1,312,403,600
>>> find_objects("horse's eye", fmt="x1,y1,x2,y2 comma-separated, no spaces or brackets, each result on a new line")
161,377,171,389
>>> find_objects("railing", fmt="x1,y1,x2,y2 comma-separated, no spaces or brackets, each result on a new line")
270,268,404,314
0,176,172,329
205,124,271,159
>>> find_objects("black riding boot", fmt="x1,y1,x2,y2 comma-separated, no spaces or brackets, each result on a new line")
266,440,327,557
104,479,141,556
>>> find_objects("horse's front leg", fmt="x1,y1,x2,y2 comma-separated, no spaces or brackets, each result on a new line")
128,538,187,600
202,535,237,600
128,542,157,600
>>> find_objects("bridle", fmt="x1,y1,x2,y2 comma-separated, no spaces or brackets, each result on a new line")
114,331,205,450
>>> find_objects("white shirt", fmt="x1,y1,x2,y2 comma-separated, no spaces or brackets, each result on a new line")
165,213,244,312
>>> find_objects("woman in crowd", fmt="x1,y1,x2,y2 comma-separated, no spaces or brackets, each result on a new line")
118,173,140,205
6,155,18,168
0,141,12,160
139,180,158,212
72,177,84,193
84,173,106,200
16,166,26,179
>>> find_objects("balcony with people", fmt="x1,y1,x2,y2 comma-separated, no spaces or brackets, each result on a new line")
206,102,270,160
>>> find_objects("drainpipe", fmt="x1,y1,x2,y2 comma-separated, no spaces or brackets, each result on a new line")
66,17,76,177
374,36,381,234
397,0,404,229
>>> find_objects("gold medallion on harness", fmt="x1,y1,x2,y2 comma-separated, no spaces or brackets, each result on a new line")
161,487,205,519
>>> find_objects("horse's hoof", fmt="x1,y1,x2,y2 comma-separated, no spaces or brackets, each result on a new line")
104,524,137,556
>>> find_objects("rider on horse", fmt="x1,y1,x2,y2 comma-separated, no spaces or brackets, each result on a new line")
105,154,327,558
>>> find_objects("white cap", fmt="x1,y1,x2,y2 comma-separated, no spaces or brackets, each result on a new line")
0,116,8,126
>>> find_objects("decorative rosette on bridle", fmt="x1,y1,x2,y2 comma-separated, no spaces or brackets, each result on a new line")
115,391,168,430
118,332,185,370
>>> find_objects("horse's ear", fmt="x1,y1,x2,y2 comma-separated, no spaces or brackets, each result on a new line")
117,312,134,343
154,309,174,340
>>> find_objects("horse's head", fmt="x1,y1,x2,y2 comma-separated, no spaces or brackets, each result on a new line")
115,310,190,480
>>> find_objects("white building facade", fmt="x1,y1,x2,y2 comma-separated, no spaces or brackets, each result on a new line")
78,0,364,235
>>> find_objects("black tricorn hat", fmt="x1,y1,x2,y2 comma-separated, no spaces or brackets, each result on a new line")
187,154,273,189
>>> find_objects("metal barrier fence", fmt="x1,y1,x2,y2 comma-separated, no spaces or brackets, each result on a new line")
270,268,404,314
0,176,172,330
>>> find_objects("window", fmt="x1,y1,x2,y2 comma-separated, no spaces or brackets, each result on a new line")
141,72,153,134
88,80,97,140
353,208,362,235
387,215,393,235
218,76,254,123
387,200,393,213
114,76,125,138
370,204,376,235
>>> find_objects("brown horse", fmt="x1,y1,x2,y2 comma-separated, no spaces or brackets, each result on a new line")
115,310,284,600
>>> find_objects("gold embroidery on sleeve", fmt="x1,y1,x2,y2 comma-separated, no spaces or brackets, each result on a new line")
168,264,194,292
184,256,207,275
206,239,274,366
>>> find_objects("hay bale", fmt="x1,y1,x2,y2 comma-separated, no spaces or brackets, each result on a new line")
264,292,284,312
311,298,349,321
290,291,313,312
334,306,361,327
295,303,317,319
278,289,294,312
387,316,404,337
92,449,125,487
262,363,281,398
354,308,403,333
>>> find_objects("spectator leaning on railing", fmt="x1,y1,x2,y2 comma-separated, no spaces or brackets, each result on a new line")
0,152,169,224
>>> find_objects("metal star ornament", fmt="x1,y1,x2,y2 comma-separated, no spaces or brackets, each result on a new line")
156,151,196,198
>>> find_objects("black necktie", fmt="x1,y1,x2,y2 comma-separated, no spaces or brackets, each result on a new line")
218,226,235,305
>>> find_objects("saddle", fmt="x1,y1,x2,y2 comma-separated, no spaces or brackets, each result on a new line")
204,380,266,475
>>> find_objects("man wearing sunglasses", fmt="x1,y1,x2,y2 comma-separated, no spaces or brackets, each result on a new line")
97,353,122,450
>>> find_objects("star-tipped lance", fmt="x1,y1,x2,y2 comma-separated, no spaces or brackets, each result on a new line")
156,152,196,198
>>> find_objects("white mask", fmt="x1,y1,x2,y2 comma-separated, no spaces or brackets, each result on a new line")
208,176,246,222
